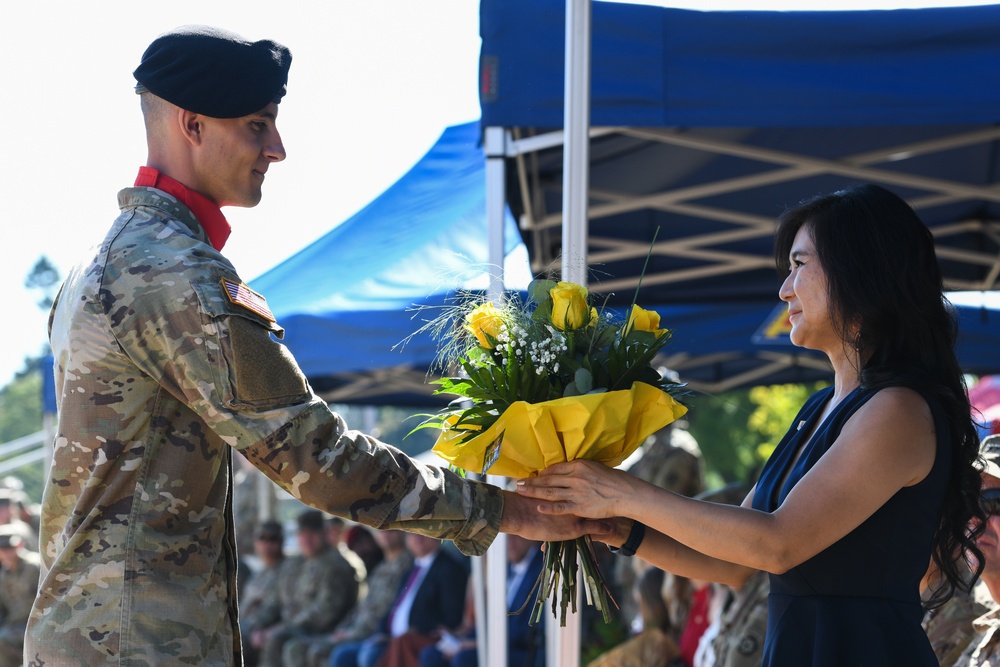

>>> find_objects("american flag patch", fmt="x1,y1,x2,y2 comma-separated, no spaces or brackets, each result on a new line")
221,279,275,322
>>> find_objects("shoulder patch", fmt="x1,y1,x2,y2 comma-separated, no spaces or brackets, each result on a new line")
221,278,275,323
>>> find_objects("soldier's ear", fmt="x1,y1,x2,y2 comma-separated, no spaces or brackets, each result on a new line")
178,109,204,146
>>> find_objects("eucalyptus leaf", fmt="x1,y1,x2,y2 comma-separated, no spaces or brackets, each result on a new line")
528,279,558,304
574,367,593,393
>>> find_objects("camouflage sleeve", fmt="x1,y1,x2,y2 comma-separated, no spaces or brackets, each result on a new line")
117,271,502,556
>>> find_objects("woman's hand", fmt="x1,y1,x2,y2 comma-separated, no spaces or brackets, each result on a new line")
515,459,635,520
500,489,614,542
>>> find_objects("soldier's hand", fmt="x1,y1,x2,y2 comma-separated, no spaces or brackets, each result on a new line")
500,490,614,542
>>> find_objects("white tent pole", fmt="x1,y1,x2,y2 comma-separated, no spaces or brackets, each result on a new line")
562,0,591,288
484,125,509,667
553,1,591,666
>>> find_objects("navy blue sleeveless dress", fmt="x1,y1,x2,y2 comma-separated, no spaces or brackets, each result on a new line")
751,384,950,666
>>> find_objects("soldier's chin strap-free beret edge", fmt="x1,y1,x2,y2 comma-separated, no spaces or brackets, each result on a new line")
133,24,291,119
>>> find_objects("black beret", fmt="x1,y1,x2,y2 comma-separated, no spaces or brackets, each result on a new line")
134,25,291,118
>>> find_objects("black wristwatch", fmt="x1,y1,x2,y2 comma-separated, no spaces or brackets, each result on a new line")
608,520,645,557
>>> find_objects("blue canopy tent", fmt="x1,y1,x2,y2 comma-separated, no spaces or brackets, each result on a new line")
480,0,1000,299
478,0,1000,390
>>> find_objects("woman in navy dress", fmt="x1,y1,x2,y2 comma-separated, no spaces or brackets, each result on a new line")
517,184,986,665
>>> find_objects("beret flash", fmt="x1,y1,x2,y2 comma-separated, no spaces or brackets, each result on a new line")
134,25,291,118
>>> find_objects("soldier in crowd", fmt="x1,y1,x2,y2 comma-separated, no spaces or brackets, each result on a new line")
587,566,680,667
27,24,608,667
921,557,991,667
331,533,468,667
258,510,361,667
0,490,37,554
345,524,385,577
0,524,40,667
696,570,770,667
242,520,289,667
616,425,704,630
0,478,39,541
686,484,768,667
418,535,546,667
301,529,413,667
952,434,1000,665
327,516,368,584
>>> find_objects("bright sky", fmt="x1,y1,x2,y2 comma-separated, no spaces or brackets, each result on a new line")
1,0,995,388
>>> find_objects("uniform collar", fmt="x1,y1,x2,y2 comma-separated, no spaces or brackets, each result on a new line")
134,166,231,251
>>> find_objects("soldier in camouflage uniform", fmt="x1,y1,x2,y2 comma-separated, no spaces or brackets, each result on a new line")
300,529,413,667
952,435,1000,666
241,520,288,667
26,24,605,667
257,510,359,667
921,554,994,667
0,526,40,667
701,570,769,667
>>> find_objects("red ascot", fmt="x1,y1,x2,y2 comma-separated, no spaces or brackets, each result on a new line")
134,166,232,251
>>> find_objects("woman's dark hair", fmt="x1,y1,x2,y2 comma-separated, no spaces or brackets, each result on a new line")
773,183,985,608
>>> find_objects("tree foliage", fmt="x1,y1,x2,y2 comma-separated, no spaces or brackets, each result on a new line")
24,256,61,312
0,371,46,504
685,381,830,488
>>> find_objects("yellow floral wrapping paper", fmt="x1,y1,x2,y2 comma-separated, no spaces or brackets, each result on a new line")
433,381,688,479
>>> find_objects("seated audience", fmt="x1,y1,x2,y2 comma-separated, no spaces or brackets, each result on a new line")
419,535,546,667
921,557,991,667
346,524,385,577
694,570,769,667
0,524,40,667
0,489,37,553
329,515,368,583
330,533,468,667
243,520,290,666
258,510,361,667
952,435,1000,665
302,530,413,667
588,567,680,667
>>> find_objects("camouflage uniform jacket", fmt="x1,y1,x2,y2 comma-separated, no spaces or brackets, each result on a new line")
238,559,288,635
923,583,994,667
26,187,503,666
336,550,414,641
276,546,359,633
707,569,769,667
0,550,40,630
955,604,1000,667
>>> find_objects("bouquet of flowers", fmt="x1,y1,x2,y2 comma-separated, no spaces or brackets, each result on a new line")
414,279,687,626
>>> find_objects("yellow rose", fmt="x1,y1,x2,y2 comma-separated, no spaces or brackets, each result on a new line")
550,282,590,330
627,304,666,335
464,302,504,349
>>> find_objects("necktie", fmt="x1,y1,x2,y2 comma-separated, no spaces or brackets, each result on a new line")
388,564,423,630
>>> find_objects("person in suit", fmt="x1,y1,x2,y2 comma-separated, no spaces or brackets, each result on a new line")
331,533,468,667
418,535,546,667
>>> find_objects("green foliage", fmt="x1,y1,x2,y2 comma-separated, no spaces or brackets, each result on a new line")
684,389,764,487
684,381,830,487
748,382,829,460
0,371,46,504
0,373,43,444
24,256,61,312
